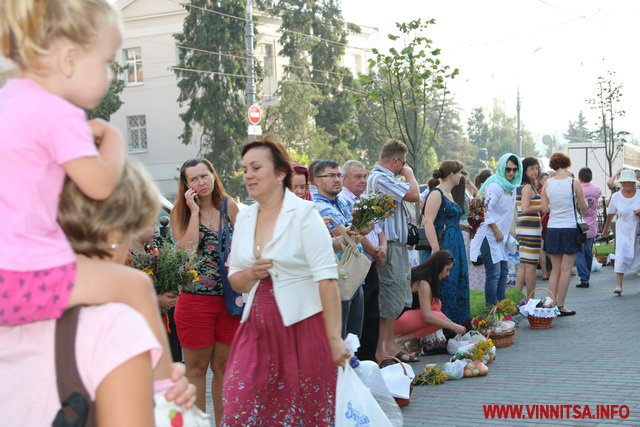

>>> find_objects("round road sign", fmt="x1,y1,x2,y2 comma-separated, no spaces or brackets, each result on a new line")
248,104,262,125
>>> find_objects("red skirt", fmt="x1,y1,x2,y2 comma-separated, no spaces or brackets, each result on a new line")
221,278,336,426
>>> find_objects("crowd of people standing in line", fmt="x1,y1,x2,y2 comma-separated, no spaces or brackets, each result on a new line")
168,135,640,424
1,2,636,424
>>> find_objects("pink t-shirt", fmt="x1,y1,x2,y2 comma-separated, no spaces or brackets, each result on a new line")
0,303,161,426
0,79,98,271
581,182,602,238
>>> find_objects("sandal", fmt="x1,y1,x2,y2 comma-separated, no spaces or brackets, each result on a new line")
394,351,419,363
614,288,622,296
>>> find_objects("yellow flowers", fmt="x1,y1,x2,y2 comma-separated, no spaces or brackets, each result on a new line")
142,268,154,276
189,269,200,283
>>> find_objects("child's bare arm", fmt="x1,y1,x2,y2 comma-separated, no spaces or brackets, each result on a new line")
63,119,124,200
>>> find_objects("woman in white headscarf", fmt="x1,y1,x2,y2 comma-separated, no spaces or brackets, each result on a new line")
470,153,522,306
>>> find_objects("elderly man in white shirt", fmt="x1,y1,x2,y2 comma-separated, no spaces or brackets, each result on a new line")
339,160,387,361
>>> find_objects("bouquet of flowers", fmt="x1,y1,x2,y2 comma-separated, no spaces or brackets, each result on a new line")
495,298,517,321
413,365,448,386
467,197,486,237
129,241,200,297
351,193,395,234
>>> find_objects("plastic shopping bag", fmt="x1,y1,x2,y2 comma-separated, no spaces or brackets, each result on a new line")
446,331,486,355
335,364,393,427
442,359,467,380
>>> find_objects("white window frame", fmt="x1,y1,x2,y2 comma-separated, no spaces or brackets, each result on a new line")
123,47,143,86
126,115,148,153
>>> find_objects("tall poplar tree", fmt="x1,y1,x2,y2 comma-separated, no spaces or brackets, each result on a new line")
259,0,361,157
174,0,248,181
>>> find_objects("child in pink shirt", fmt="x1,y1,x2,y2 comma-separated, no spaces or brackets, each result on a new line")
0,0,201,421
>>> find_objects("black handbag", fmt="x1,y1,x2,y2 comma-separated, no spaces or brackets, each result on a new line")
571,179,588,244
414,189,446,251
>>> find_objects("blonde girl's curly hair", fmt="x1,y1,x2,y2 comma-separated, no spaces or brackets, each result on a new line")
58,157,161,259
0,0,119,70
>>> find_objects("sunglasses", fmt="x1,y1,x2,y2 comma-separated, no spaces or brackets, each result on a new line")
505,167,518,173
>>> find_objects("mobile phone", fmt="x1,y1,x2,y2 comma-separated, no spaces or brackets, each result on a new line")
194,194,199,203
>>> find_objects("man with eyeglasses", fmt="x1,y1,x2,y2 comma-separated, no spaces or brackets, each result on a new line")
313,160,365,339
367,140,420,363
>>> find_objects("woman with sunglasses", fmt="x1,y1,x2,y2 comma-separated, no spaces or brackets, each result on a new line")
470,153,522,306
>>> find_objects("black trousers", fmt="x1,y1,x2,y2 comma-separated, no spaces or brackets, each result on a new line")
167,307,183,362
355,263,380,362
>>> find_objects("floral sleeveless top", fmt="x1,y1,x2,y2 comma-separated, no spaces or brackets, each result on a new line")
188,223,231,296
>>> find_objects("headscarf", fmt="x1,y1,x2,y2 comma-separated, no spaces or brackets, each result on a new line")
292,164,312,200
478,153,523,195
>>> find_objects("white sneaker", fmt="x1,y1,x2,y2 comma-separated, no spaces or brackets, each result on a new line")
154,392,210,427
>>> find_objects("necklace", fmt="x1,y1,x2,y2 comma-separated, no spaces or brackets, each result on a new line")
199,208,216,229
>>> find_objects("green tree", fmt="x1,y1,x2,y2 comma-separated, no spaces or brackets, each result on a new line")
430,98,477,174
485,100,538,160
174,0,249,184
357,19,459,182
563,110,589,143
467,107,490,148
259,0,361,156
586,71,628,176
88,62,125,121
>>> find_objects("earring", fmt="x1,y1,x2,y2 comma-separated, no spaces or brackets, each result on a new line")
110,243,118,250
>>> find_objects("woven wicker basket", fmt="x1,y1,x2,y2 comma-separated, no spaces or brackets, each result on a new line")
526,287,556,329
490,328,516,347
378,356,414,408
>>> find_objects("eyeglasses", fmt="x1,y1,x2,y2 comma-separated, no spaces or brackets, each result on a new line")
395,158,406,167
316,173,342,180
505,167,518,173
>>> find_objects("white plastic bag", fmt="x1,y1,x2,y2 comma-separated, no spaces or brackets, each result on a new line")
353,360,403,427
442,359,467,380
591,256,602,272
447,331,486,355
335,364,393,427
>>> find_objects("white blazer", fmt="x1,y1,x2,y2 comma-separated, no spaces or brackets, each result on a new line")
228,188,338,326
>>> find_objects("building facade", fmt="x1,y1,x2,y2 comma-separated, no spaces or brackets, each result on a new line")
113,0,377,199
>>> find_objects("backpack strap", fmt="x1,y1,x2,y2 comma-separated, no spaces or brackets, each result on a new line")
53,306,96,427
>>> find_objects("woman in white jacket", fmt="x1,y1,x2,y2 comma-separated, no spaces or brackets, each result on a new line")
221,137,349,426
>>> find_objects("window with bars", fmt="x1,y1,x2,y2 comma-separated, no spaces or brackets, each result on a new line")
123,47,143,85
126,115,147,152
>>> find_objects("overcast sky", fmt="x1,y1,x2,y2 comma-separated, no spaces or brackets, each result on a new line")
342,0,640,145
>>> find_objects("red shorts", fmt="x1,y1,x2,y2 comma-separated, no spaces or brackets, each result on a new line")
174,293,240,348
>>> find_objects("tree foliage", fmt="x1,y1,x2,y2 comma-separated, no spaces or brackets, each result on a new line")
174,0,249,183
430,98,477,175
258,0,361,160
357,19,459,182
467,102,538,165
586,71,628,176
563,111,589,143
88,62,125,121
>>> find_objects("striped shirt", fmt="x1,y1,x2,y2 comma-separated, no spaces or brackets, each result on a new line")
367,165,409,243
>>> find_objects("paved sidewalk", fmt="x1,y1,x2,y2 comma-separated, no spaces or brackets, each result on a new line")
402,265,640,426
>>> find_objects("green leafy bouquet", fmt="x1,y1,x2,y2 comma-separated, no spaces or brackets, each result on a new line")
129,241,200,295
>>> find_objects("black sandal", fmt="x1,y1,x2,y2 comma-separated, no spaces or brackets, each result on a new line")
394,351,419,363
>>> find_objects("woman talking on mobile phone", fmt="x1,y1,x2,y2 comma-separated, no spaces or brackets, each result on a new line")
170,158,240,426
